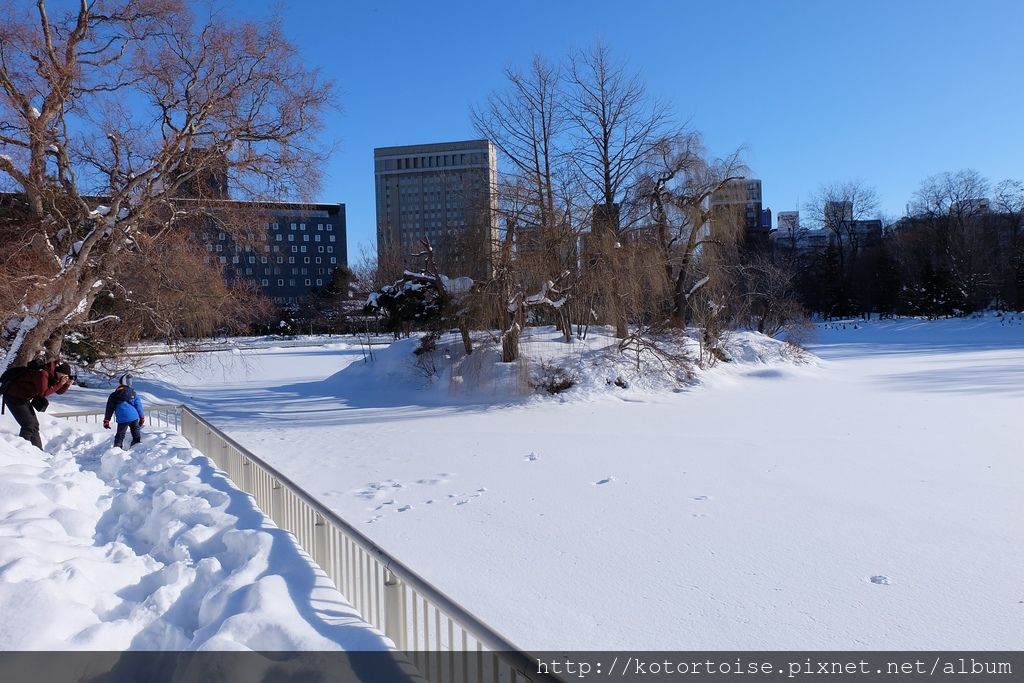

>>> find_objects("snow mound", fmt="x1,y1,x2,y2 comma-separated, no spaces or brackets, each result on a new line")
0,418,391,651
324,327,810,404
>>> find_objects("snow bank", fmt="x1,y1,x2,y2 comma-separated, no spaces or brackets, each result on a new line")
323,326,809,404
0,418,391,651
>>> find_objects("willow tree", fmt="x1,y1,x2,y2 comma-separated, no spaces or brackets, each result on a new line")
0,0,332,367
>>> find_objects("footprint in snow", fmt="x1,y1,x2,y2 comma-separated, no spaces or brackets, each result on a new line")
397,505,412,512
525,453,539,462
870,575,892,585
595,476,614,485
692,495,710,501
454,489,486,505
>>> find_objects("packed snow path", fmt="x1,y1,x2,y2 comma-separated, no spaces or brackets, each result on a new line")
55,317,1024,648
0,421,393,652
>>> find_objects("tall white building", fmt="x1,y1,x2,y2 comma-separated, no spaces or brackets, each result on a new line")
777,211,800,232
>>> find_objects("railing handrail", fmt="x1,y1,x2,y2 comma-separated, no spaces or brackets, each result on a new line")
53,403,538,673
50,403,183,419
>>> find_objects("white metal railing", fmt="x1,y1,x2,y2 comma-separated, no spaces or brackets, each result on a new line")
54,403,545,683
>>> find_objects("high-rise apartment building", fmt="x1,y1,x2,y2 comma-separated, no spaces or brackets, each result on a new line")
709,178,770,248
374,140,497,276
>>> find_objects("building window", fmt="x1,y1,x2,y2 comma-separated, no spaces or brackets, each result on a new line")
290,223,296,230
288,234,294,242
261,278,269,286
316,279,323,286
244,267,252,275
315,257,321,264
277,256,284,264
289,278,295,286
300,245,307,253
304,279,311,286
314,235,321,242
329,235,336,242
317,246,324,253
219,256,226,263
300,223,306,230
289,256,295,263
278,279,284,286
276,234,283,241
330,257,337,264
303,234,309,242
303,257,310,264
317,224,323,231
215,244,223,252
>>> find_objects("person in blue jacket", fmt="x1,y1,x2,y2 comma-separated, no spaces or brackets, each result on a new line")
103,374,145,449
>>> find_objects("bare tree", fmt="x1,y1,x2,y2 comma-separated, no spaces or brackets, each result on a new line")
909,170,993,311
0,0,332,367
472,55,565,249
565,43,672,213
564,43,675,338
635,133,747,324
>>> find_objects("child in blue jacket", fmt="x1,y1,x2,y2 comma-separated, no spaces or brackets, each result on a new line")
103,374,145,449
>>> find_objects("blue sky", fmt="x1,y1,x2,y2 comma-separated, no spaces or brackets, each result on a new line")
247,0,1023,259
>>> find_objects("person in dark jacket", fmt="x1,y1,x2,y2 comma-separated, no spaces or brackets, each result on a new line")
1,360,74,449
103,374,145,449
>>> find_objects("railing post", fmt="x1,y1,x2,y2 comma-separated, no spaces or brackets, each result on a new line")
272,479,283,520
384,570,406,650
242,457,252,491
314,515,329,570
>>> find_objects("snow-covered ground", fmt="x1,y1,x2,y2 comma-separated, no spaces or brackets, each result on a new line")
4,314,1023,650
0,414,393,651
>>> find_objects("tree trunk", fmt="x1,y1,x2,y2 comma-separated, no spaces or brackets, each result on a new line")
459,320,473,355
501,320,521,362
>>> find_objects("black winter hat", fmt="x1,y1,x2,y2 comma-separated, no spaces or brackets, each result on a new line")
55,362,72,375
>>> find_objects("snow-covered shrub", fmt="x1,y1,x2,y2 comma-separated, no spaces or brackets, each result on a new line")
530,360,577,394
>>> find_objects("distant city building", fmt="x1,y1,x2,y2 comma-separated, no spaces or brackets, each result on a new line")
211,202,347,306
374,140,497,276
824,200,854,228
777,211,800,232
709,178,769,248
950,198,991,215
772,210,803,249
175,155,348,306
